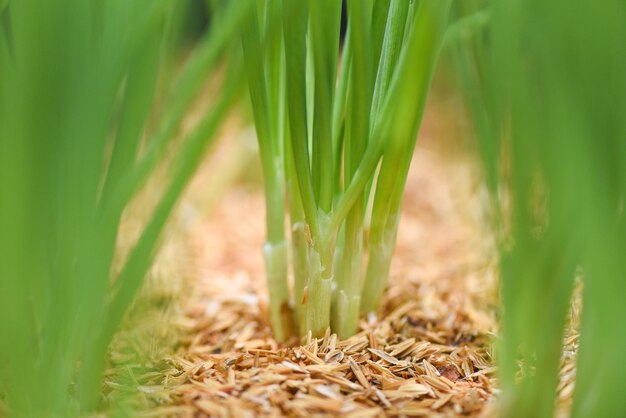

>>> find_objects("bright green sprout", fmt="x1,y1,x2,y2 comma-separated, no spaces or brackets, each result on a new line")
241,0,452,339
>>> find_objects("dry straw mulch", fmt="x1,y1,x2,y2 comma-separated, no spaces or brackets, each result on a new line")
107,97,502,417
105,96,576,417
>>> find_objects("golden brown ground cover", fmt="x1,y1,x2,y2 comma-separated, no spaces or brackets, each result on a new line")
104,93,577,417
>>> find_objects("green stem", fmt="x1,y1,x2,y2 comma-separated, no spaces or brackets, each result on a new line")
361,0,452,313
285,123,309,335
75,339,109,412
332,0,373,337
307,0,341,213
332,218,363,337
282,0,319,241
370,0,392,70
360,148,399,308
264,241,291,341
304,245,333,337
291,221,309,335
305,211,336,336
241,3,290,338
332,35,351,199
280,55,310,334
371,0,410,118
360,210,399,314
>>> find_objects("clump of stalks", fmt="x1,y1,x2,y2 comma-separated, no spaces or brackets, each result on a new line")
0,0,251,416
242,0,452,339
453,0,626,417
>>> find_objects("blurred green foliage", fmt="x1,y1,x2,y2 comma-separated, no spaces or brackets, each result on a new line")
453,0,626,417
0,0,248,416
2,0,625,417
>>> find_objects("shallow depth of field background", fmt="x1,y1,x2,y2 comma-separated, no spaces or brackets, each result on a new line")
1,1,624,417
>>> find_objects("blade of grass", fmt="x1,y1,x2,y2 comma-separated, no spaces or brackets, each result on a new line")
361,0,452,314
241,2,290,340
332,0,374,337
455,0,626,416
77,60,243,410
104,0,252,221
307,0,341,213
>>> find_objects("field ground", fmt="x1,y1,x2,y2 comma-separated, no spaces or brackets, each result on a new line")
104,92,577,417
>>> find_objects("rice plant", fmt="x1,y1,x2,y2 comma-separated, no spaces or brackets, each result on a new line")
452,0,626,417
241,0,452,340
0,0,251,416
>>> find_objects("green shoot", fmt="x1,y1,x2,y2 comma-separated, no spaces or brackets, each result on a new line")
242,0,452,339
